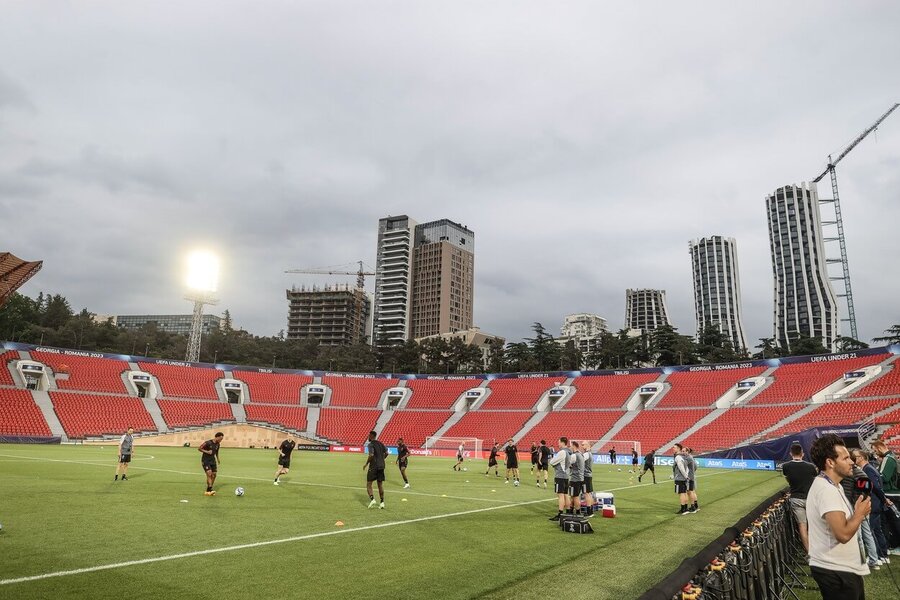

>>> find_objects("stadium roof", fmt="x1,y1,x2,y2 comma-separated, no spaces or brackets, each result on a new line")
0,252,43,309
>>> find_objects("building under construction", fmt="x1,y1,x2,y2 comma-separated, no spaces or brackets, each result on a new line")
285,284,372,345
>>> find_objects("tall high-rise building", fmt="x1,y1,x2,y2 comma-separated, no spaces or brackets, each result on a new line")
558,313,609,357
624,289,671,332
373,215,476,344
766,183,839,351
286,284,371,346
410,219,475,339
689,236,748,353
373,215,418,344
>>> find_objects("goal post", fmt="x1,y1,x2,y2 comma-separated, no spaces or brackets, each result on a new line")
424,436,483,460
593,440,642,465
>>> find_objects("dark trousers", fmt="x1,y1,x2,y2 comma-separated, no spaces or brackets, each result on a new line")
870,512,889,559
809,566,864,600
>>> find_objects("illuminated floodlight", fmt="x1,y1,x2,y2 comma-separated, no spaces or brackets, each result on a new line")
185,250,219,293
184,250,220,363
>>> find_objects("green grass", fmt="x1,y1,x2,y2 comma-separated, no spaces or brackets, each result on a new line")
0,444,894,599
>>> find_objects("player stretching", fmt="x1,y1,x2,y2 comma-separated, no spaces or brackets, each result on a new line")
114,427,134,481
548,437,571,521
537,439,551,488
199,432,224,496
396,437,411,488
630,448,639,474
453,443,465,471
504,439,520,485
364,431,388,509
273,435,296,485
638,449,657,484
530,442,538,474
485,443,501,477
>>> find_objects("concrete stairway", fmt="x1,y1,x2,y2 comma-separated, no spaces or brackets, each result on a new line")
30,390,68,442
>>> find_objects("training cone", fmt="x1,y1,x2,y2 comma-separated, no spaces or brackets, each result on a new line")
335,521,345,526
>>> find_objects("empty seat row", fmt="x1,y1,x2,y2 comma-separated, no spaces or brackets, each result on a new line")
50,392,156,438
138,362,222,400
566,373,658,409
0,388,51,436
405,379,481,409
157,399,234,428
32,351,127,394
323,376,398,407
749,354,887,405
656,367,767,408
481,377,561,409
245,405,308,431
237,371,313,404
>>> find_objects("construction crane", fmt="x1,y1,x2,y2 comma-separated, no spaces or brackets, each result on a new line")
284,260,375,291
812,102,899,342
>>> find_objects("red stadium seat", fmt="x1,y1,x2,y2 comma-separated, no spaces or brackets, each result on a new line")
236,371,313,404
158,399,234,428
852,360,900,399
442,411,533,444
681,405,801,453
0,388,52,436
766,398,897,439
566,374,658,409
480,377,560,409
612,409,710,453
405,379,482,409
51,392,156,438
0,350,18,385
32,352,128,394
245,405,309,431
520,411,623,445
323,377,398,407
317,408,381,444
655,367,766,408
748,355,887,405
138,362,222,400
378,411,453,448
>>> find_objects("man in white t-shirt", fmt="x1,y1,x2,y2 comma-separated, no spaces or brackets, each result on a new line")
806,434,871,600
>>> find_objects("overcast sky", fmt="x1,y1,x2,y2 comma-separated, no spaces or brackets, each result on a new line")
1,2,898,348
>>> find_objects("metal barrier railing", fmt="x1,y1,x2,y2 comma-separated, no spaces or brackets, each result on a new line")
638,490,809,600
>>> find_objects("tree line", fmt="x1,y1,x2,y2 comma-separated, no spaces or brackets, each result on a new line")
1,291,897,374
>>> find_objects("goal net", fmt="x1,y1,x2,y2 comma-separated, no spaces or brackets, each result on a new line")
593,440,642,465
424,436,483,460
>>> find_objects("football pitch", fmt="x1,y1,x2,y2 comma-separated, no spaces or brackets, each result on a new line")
0,444,890,599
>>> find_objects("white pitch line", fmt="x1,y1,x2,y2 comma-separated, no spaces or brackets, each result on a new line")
0,453,513,504
0,469,743,586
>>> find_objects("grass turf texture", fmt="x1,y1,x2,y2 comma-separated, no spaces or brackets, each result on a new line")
0,445,893,599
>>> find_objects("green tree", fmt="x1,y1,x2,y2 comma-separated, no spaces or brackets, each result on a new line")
648,325,698,366
753,337,781,359
834,336,869,352
873,325,900,345
695,324,740,363
504,341,536,372
785,333,828,356
526,322,561,371
560,339,582,370
486,337,505,373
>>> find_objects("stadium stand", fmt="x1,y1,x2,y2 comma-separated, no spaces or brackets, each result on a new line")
157,399,234,428
565,373,659,409
766,398,898,439
851,360,900,398
404,378,481,409
0,350,17,385
681,405,801,453
378,410,453,448
875,406,900,444
323,376,398,407
244,405,308,431
50,392,156,438
317,408,381,444
747,354,888,405
32,352,127,394
442,411,533,443
0,388,52,436
138,362,222,400
479,377,559,409
612,409,710,452
236,371,313,404
519,410,623,445
655,367,767,408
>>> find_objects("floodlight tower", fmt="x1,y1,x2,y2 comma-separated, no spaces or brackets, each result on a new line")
184,251,220,363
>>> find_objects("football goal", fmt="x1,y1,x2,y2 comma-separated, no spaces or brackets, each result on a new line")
424,436,483,459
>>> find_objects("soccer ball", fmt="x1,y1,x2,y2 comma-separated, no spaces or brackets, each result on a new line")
617,468,622,471
462,467,468,472
234,487,245,497
514,479,519,487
